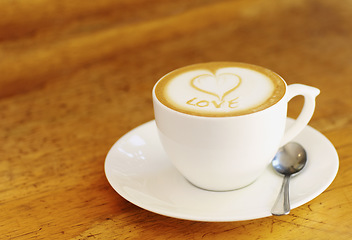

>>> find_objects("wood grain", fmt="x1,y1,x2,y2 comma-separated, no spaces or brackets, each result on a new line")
0,0,351,239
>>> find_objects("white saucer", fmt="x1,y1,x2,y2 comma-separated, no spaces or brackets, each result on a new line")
105,119,339,222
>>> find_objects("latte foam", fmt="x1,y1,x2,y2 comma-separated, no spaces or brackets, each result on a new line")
154,62,286,117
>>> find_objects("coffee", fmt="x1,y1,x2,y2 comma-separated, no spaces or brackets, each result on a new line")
154,62,286,117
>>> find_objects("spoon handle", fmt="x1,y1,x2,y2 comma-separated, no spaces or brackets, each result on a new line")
271,175,291,216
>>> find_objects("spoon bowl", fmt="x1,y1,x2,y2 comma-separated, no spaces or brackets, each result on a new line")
271,142,307,216
272,143,307,176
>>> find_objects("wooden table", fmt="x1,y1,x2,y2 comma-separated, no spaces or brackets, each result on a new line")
1,0,351,239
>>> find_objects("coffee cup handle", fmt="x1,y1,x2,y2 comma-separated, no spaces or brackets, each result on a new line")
280,84,320,146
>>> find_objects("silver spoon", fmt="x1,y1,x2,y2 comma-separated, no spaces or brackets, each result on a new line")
271,142,307,216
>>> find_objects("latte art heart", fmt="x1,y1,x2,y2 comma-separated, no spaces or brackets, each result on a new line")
154,62,286,117
191,73,242,101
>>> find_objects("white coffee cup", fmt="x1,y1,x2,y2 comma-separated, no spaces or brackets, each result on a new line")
152,62,319,191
